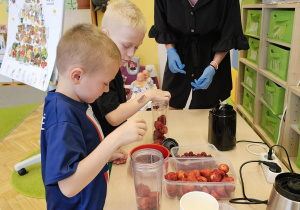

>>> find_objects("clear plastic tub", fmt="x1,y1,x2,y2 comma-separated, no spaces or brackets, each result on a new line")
163,157,238,200
170,144,221,158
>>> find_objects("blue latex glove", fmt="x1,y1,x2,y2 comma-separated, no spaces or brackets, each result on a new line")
191,65,216,90
167,48,186,74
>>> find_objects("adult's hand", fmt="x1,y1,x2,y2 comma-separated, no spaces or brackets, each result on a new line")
167,48,186,74
191,65,215,90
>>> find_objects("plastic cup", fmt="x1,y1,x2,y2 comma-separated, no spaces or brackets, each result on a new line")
152,101,169,145
180,191,219,210
131,148,164,210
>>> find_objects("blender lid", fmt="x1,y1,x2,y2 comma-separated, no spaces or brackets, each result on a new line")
161,138,179,157
274,172,300,202
211,103,235,116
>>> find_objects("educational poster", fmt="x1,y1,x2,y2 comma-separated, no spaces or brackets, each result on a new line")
0,0,64,91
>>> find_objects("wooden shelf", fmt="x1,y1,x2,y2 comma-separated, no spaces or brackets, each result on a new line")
291,124,300,135
282,156,300,174
267,39,291,48
239,3,300,172
237,104,254,125
241,82,255,95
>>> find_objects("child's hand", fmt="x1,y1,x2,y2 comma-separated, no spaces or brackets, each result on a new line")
147,89,171,102
115,118,147,146
109,149,128,165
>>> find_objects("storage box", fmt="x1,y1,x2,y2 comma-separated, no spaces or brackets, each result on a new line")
170,144,221,158
267,43,290,81
261,105,281,143
245,10,262,37
243,88,255,117
163,157,238,200
244,65,257,93
247,37,260,65
263,79,285,115
296,137,300,169
268,9,295,44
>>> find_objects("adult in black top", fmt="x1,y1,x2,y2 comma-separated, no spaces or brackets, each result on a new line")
149,0,249,109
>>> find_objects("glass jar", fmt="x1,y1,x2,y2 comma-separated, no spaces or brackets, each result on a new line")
152,101,169,145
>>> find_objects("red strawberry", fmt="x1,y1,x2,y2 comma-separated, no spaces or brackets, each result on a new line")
153,139,163,145
222,177,234,182
159,126,168,134
210,170,222,182
215,185,227,197
153,130,163,138
137,197,149,209
218,163,229,174
166,184,177,197
196,176,207,182
136,183,150,197
148,191,160,208
157,115,166,124
176,170,185,180
217,169,225,178
200,168,212,178
183,185,195,194
210,190,221,199
200,152,207,157
202,187,210,194
154,121,164,129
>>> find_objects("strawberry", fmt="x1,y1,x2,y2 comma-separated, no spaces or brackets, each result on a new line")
136,183,151,197
215,185,227,197
218,163,229,174
187,174,198,182
153,130,163,138
154,120,164,129
178,186,184,198
196,176,207,182
210,170,222,182
210,190,221,200
202,187,210,194
166,184,177,197
217,169,225,178
153,139,163,145
192,169,200,177
200,152,207,157
176,170,185,180
159,126,168,134
148,191,159,209
137,197,149,209
200,168,212,178
183,185,195,194
222,177,234,182
157,115,166,125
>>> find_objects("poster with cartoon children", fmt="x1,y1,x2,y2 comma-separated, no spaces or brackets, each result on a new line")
0,0,64,91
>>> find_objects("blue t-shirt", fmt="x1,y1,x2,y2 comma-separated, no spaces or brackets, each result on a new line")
40,91,109,210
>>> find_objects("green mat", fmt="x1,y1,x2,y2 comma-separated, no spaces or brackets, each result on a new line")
0,103,41,141
10,150,45,199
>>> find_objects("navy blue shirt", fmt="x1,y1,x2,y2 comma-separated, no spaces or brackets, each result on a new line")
40,91,109,210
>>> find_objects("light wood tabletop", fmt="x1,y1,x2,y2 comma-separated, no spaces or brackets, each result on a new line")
104,109,288,210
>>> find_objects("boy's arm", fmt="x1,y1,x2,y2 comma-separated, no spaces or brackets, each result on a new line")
105,89,171,126
58,118,147,197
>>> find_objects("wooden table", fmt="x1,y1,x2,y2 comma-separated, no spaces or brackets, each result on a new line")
104,109,288,210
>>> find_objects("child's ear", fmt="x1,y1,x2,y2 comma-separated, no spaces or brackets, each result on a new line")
70,68,84,84
102,29,109,36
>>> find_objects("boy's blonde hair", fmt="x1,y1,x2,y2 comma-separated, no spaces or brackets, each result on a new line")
101,0,146,33
56,24,121,75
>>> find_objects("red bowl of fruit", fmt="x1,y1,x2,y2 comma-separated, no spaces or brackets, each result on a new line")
130,144,170,160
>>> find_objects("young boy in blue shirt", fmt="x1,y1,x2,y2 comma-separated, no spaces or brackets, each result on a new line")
40,24,147,210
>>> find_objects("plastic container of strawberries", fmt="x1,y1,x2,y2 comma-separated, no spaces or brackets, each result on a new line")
170,144,221,158
163,157,238,200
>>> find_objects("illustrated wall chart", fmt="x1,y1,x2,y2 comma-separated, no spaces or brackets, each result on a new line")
0,0,64,91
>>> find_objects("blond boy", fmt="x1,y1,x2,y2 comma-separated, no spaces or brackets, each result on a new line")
91,0,171,137
40,24,147,210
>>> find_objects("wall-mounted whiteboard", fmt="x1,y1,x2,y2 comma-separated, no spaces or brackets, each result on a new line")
0,0,64,91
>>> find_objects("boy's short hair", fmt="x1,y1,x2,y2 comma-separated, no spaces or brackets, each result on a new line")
101,0,147,33
56,24,121,75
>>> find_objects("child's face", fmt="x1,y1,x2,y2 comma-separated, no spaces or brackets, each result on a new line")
143,70,149,79
75,61,119,103
108,25,145,65
137,73,144,82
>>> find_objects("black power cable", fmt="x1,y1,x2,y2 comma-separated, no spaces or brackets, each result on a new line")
267,145,294,173
236,140,270,148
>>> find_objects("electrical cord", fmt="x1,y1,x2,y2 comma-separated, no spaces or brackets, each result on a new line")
237,140,270,156
267,145,294,173
229,160,281,205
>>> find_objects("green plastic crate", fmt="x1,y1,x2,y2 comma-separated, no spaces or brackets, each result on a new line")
245,10,262,37
261,105,280,143
247,37,260,65
297,137,300,169
263,79,285,115
268,10,295,44
243,88,255,117
244,65,257,93
267,44,290,81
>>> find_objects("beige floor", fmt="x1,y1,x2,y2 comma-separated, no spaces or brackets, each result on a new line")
0,104,46,210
